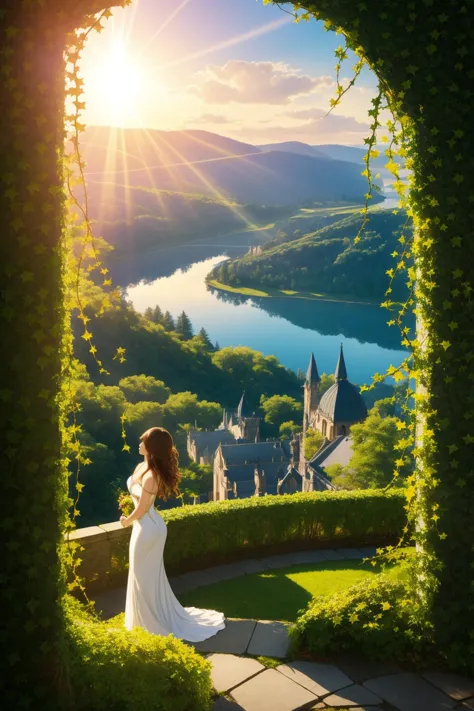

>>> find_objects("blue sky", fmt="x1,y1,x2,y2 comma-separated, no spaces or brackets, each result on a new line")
81,0,377,144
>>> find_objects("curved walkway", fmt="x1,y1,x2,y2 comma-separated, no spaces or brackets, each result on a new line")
91,546,376,621
90,548,474,711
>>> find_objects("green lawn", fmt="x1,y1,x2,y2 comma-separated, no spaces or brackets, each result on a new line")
180,559,404,622
206,279,377,305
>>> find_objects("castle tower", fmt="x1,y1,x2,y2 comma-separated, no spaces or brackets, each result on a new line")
230,391,261,442
303,352,320,433
335,343,348,382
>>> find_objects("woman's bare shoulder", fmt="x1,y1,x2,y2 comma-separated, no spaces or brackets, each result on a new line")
142,469,159,495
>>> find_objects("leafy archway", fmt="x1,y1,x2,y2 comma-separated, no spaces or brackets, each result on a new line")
1,0,473,706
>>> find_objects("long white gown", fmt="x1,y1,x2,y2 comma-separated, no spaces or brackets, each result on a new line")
124,463,226,641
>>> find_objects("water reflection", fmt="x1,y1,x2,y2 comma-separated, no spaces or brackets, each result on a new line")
208,286,413,352
123,230,409,382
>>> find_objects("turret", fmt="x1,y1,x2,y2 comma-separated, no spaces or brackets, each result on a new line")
303,352,320,433
335,343,348,381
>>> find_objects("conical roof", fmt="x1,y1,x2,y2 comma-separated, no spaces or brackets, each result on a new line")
335,344,348,381
237,392,250,418
306,352,320,384
317,345,366,424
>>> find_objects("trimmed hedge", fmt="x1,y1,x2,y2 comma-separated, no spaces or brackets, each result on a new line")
159,490,407,575
64,596,213,711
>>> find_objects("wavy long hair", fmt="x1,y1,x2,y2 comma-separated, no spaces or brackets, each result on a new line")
139,427,181,500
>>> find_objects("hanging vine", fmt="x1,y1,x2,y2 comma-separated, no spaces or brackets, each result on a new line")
61,4,131,604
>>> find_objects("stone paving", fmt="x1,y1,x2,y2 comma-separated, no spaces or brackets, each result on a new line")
90,548,474,711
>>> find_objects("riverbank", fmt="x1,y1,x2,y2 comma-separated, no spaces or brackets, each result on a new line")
206,279,379,306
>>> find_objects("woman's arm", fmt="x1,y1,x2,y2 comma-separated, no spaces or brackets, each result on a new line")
120,472,157,527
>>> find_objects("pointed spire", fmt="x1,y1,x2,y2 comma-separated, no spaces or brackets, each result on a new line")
221,409,227,429
237,391,250,419
335,343,348,381
306,352,320,384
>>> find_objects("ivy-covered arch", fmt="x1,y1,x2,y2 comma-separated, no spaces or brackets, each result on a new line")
1,0,473,706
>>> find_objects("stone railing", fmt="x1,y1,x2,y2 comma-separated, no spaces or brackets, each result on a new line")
65,521,131,592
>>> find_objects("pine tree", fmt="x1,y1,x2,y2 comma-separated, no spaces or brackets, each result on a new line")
215,341,220,351
175,311,194,340
197,327,213,350
144,305,163,324
152,305,164,324
162,311,175,331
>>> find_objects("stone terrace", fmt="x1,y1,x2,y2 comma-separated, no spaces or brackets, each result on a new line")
91,548,474,711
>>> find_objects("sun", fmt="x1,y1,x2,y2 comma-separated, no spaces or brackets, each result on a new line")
98,41,144,109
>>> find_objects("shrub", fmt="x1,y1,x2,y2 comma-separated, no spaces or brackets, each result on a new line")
64,596,213,711
160,489,406,574
290,574,430,665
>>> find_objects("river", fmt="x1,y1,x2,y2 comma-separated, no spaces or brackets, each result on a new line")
112,212,408,386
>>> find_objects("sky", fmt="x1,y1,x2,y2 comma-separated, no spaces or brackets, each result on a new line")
80,0,379,146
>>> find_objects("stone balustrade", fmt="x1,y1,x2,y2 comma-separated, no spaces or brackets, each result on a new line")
65,521,131,592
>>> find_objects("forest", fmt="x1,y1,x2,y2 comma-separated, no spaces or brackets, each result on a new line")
210,210,413,301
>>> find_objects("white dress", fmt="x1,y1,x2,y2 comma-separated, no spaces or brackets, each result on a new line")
124,463,225,641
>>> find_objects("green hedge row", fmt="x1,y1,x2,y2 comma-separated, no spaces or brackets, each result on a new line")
160,490,407,575
64,596,213,711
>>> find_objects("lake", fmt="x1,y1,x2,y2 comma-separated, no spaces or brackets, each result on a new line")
112,221,409,386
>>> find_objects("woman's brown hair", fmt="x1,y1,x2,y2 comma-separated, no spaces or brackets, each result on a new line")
139,427,181,500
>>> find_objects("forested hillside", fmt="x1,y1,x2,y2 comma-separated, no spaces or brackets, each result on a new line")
210,210,412,301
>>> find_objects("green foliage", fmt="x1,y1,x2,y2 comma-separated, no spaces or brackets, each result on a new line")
211,211,412,301
211,345,300,406
290,575,432,666
179,462,213,500
64,596,213,711
175,311,194,340
158,490,406,574
75,306,302,405
196,327,214,350
329,405,410,490
304,428,325,460
260,394,303,427
125,401,164,440
319,372,335,397
118,374,171,404
279,421,302,439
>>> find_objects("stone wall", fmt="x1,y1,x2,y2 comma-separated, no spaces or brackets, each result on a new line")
65,521,131,592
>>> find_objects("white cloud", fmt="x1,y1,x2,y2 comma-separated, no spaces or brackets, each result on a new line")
229,111,371,146
191,113,232,125
191,60,334,105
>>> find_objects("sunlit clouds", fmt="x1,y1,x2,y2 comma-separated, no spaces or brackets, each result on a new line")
79,0,377,143
190,60,334,104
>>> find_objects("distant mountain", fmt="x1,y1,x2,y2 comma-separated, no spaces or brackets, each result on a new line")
210,210,412,301
81,126,260,175
81,127,383,208
256,141,330,159
315,144,403,179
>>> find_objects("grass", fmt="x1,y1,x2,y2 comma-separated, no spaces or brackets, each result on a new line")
179,559,404,623
206,279,377,306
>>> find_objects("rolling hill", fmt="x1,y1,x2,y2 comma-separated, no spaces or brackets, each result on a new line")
256,141,330,159
209,210,412,301
81,127,384,209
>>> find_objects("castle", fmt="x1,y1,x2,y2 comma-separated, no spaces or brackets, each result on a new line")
187,345,367,501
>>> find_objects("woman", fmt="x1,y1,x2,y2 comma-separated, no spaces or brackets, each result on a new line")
120,426,225,642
